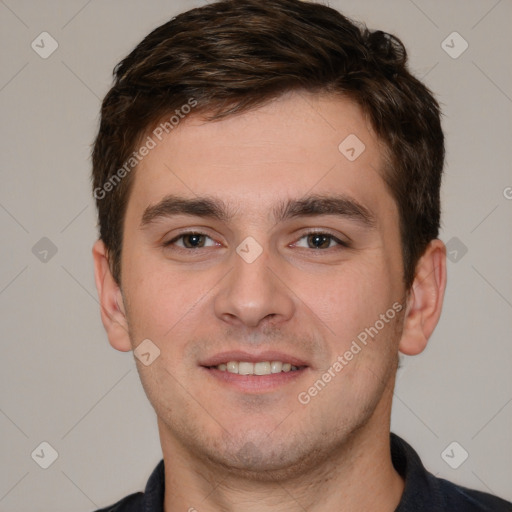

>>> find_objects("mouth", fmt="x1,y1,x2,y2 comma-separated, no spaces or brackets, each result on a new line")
206,361,306,375
200,351,310,392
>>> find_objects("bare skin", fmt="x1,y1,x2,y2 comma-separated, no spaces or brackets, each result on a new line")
93,92,446,511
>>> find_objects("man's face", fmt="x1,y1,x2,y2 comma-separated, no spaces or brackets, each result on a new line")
119,92,406,476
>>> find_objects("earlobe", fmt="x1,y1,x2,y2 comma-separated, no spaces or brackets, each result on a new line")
399,239,447,356
92,239,132,352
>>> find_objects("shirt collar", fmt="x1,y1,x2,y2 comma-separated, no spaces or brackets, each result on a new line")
391,433,443,511
143,459,165,512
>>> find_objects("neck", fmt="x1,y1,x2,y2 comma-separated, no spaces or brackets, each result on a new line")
160,391,403,512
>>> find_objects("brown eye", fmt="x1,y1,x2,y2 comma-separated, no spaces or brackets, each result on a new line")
307,233,332,249
294,232,348,250
164,232,217,249
181,233,207,248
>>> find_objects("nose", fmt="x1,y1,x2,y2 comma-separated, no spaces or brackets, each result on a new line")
213,242,295,329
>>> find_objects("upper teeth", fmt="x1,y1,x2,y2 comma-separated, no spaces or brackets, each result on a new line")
215,361,299,375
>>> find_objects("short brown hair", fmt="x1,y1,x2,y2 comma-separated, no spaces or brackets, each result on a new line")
92,0,444,288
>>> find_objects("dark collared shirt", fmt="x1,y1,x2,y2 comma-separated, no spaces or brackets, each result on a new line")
95,433,512,511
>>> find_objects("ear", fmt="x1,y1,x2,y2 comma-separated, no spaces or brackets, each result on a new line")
92,239,132,352
399,239,447,356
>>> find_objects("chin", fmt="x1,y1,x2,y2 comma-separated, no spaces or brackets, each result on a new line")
190,428,332,482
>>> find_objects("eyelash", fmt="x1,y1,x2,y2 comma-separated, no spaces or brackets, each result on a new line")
163,231,350,251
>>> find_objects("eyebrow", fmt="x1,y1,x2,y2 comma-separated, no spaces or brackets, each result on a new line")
140,193,376,229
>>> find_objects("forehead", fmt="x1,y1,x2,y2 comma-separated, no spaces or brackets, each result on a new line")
128,92,395,224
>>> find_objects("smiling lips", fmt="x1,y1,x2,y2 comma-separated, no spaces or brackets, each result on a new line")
201,351,309,377
212,360,302,375
201,352,309,392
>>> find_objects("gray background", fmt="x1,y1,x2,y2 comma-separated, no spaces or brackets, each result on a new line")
1,0,511,510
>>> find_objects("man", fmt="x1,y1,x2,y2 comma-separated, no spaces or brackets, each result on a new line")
91,0,512,510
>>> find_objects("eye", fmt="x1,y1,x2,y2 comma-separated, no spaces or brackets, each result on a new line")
164,232,218,249
293,232,349,250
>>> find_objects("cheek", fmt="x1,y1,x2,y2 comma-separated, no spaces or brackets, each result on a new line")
299,257,396,342
121,252,194,339
122,251,227,355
